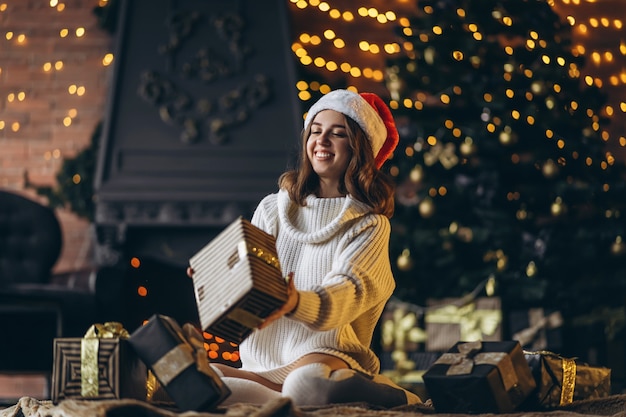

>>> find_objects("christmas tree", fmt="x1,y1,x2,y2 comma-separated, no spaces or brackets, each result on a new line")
383,0,626,317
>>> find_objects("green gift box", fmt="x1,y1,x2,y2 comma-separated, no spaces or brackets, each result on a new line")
522,351,611,409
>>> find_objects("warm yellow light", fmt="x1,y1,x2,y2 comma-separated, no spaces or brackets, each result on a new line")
55,61,63,70
76,27,85,37
68,108,78,118
5,31,13,40
11,122,19,132
43,62,52,72
102,53,114,66
77,86,86,96
333,39,345,49
342,11,354,21
323,29,335,40
63,116,72,127
60,28,69,37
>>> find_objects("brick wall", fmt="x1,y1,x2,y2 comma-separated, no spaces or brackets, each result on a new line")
0,0,112,274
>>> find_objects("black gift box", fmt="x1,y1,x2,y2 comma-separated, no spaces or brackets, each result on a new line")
128,314,230,411
522,351,611,409
423,340,536,413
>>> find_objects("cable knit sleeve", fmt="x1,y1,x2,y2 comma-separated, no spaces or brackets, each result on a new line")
288,214,395,331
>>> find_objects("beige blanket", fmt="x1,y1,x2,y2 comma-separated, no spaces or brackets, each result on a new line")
2,395,626,417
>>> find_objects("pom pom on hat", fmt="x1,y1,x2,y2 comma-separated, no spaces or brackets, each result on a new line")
304,90,399,168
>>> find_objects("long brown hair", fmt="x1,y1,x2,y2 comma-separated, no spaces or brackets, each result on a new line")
279,114,396,218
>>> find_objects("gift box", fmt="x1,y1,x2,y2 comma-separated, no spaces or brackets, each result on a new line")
509,308,563,351
189,216,289,344
425,296,502,352
380,299,427,367
128,314,230,411
423,340,536,413
51,322,148,402
522,351,611,409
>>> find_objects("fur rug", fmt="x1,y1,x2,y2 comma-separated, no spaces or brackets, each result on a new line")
2,395,626,417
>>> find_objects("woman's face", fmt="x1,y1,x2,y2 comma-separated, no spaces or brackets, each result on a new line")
306,109,352,185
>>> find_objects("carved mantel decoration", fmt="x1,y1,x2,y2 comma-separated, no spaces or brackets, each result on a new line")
94,0,300,266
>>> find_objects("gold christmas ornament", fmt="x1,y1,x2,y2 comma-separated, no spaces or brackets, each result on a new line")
397,249,413,271
542,159,559,178
460,139,476,156
611,236,625,256
551,197,566,216
419,197,435,218
410,164,424,183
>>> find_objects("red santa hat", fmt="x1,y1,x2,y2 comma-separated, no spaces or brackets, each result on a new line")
304,89,399,168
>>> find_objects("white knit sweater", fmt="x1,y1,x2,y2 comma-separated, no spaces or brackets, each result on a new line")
238,189,396,384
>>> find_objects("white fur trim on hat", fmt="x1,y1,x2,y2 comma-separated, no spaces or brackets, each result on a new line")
304,90,387,159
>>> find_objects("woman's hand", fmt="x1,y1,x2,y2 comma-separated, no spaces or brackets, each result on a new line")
258,272,298,330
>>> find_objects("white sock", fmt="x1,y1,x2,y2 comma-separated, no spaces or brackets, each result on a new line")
281,363,422,407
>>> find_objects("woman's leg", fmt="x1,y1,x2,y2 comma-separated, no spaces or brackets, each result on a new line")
211,364,282,405
281,354,422,407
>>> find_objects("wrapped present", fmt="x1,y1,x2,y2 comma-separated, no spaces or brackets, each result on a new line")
128,314,230,411
509,308,563,351
423,340,536,413
52,322,149,402
425,296,502,352
522,351,611,409
189,216,289,344
380,299,427,369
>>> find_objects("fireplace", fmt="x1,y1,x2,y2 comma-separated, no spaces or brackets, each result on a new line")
93,0,301,330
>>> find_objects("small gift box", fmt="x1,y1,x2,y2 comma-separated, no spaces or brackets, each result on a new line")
128,314,230,411
423,340,536,413
425,296,502,352
522,351,611,409
52,322,149,402
509,308,563,351
380,299,427,368
190,216,289,344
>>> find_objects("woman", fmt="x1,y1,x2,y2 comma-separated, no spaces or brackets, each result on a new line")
190,89,421,407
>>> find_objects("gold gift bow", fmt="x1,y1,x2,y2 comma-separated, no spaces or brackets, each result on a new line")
150,319,213,386
433,341,519,391
527,351,577,406
81,322,129,397
512,310,563,349
425,301,502,341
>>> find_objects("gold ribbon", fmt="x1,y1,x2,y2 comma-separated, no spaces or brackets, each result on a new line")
81,322,129,397
527,350,577,406
560,357,577,405
238,240,281,271
151,320,214,386
434,341,519,391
